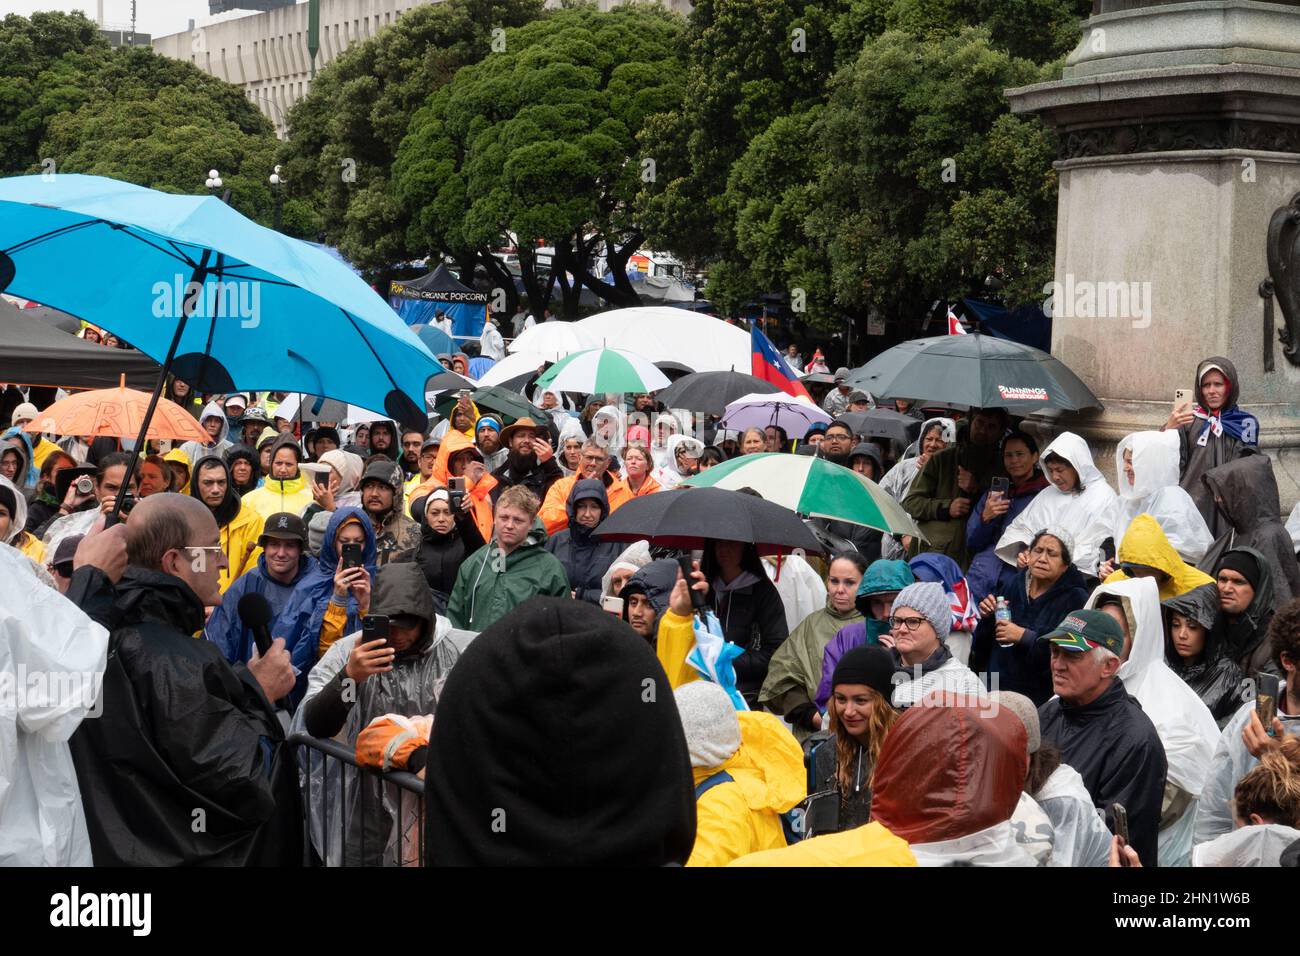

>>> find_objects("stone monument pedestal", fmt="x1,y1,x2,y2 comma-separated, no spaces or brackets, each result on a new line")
1006,0,1300,506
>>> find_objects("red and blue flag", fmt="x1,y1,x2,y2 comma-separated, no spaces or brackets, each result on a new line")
751,325,811,399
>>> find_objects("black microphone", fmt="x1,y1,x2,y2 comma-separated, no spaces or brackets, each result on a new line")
237,592,275,656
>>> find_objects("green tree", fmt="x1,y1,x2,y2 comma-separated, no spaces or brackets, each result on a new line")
810,27,1058,325
394,4,685,317
279,0,545,298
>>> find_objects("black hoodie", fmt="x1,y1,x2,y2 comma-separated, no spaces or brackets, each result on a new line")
401,493,486,614
424,597,696,865
1176,355,1259,537
1162,583,1245,725
543,478,624,604
224,444,260,496
189,455,242,527
1199,454,1300,607
620,558,680,642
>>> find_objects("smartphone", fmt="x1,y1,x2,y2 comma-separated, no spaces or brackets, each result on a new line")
449,477,466,492
677,555,708,611
312,470,330,488
362,614,390,645
1111,802,1129,851
601,595,624,617
341,542,364,570
1257,691,1277,731
1174,387,1193,407
989,476,1010,497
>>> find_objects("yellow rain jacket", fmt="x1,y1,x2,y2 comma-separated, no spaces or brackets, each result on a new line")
15,531,45,565
219,501,264,593
688,711,807,867
243,471,313,524
164,448,192,494
728,821,917,867
1104,513,1213,601
656,609,700,691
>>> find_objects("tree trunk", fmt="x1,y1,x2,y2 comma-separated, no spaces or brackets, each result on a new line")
552,237,582,319
518,244,549,319
476,248,519,320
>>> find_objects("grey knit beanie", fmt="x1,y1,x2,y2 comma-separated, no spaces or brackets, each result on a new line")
991,691,1041,754
892,581,952,641
675,681,741,769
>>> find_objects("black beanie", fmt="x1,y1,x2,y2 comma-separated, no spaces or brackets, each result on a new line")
1216,550,1261,592
831,645,897,703
424,597,696,865
0,482,15,518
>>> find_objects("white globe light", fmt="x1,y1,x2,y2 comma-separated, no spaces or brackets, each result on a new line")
269,173,280,185
208,169,219,179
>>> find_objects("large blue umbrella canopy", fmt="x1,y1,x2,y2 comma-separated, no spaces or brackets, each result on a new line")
0,174,438,428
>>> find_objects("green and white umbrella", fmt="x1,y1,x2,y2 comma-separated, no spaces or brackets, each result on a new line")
682,452,924,538
533,347,671,394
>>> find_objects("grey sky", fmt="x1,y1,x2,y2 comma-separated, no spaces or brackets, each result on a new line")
0,0,263,38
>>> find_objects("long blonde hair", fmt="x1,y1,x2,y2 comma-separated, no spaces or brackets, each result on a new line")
827,687,898,792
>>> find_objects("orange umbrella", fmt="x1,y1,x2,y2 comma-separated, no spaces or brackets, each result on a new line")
23,375,210,442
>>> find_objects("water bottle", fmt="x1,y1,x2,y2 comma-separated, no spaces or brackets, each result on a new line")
995,597,1013,647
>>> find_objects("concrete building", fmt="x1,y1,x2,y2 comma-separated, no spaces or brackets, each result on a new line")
153,0,693,138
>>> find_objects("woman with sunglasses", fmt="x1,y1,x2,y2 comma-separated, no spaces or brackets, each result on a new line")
886,581,985,709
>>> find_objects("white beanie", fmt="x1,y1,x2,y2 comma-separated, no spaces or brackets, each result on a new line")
11,402,37,426
675,682,741,769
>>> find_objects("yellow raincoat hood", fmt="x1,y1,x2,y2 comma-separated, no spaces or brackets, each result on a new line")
1105,513,1213,600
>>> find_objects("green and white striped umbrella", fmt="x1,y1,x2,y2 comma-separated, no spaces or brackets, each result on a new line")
533,347,671,394
682,452,924,538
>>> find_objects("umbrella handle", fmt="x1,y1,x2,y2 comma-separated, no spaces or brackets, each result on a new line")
108,249,213,527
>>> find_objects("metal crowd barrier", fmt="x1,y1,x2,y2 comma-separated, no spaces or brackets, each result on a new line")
289,732,426,867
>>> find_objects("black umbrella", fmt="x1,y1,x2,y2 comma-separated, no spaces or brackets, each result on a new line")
427,369,475,393
846,333,1101,412
800,372,837,386
433,385,548,424
595,486,822,556
836,408,923,444
24,303,82,335
654,370,781,415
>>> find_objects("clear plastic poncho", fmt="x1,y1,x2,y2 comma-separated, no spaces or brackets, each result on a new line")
1112,431,1213,564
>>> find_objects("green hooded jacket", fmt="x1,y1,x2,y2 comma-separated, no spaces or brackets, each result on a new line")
447,518,571,631
758,598,864,744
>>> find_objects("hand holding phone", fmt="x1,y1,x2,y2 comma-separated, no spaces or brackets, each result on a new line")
677,555,709,612
601,595,624,617
341,542,364,570
1110,802,1130,865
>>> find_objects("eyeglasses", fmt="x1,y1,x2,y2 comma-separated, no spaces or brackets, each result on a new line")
888,615,928,632
185,545,224,560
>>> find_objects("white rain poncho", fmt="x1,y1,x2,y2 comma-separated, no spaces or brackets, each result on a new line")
556,416,587,477
0,542,108,865
179,399,233,466
1193,823,1300,867
877,417,956,503
1086,577,1219,866
292,618,458,867
1033,763,1112,867
1010,791,1055,865
591,405,626,451
653,433,704,491
1113,431,1212,564
909,817,1039,866
651,412,683,468
762,552,827,633
1193,692,1300,847
1287,500,1300,554
600,540,652,600
995,432,1118,576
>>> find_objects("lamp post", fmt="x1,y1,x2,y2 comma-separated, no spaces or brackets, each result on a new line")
204,168,223,194
269,165,286,232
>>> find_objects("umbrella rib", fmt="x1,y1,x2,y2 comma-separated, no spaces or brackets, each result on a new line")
2,218,103,256
337,306,404,397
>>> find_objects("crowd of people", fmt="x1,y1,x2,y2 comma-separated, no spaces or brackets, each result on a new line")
4,349,1300,869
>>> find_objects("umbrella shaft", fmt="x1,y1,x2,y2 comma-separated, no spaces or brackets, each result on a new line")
110,249,213,525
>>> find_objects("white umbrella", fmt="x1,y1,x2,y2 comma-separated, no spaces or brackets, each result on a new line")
718,392,833,433
275,393,391,425
574,307,749,372
534,347,671,394
474,349,550,388
508,321,593,361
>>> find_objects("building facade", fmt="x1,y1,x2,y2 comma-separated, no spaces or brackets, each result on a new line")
153,0,692,138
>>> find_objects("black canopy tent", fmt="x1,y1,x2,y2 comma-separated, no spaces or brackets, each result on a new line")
388,264,489,337
0,300,158,390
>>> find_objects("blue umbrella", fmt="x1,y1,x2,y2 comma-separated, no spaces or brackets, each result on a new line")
415,323,456,356
0,175,438,429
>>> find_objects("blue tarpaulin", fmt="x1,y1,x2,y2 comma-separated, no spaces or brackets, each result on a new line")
959,298,1052,353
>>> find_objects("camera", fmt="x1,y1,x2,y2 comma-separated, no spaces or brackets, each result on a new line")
75,476,95,495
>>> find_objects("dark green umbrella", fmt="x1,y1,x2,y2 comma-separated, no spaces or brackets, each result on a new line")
836,408,923,444
846,333,1101,412
433,385,548,424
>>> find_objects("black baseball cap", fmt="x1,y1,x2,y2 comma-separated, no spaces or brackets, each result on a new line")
259,512,307,546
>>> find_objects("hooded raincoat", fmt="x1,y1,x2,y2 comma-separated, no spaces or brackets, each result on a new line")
1162,583,1245,724
762,552,828,633
446,517,570,632
540,469,630,536
0,473,44,565
1193,691,1300,847
687,711,806,867
1086,577,1220,866
179,399,234,466
242,441,313,523
1175,356,1260,538
224,444,261,496
189,455,264,593
653,433,706,491
1,426,36,488
758,597,864,742
205,548,319,665
728,821,916,866
292,563,459,866
1206,546,1279,679
273,506,379,697
0,545,107,865
543,479,623,604
1113,431,1212,564
1199,454,1300,607
1193,823,1300,867
995,432,1118,577
303,448,365,553
1104,513,1215,601
409,429,498,544
870,703,1037,866
878,417,956,503
1033,762,1113,867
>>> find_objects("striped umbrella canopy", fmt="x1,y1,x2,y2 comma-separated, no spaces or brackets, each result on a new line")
682,452,924,538
534,347,670,394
